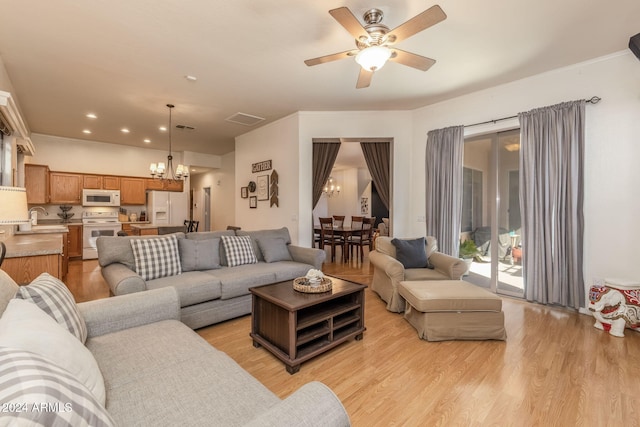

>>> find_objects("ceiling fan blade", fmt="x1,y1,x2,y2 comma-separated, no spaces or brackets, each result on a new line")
389,49,436,71
356,68,373,89
304,50,357,66
329,7,369,41
386,5,447,44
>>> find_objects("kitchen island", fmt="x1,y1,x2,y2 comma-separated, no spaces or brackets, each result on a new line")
129,223,186,236
2,232,66,284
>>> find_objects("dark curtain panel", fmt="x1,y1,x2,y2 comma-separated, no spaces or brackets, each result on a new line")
425,126,464,256
518,100,585,309
360,142,391,210
312,141,341,208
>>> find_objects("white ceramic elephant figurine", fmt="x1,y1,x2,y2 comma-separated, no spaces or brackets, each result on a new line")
589,285,640,337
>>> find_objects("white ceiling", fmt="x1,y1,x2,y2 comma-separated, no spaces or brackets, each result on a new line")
1,0,638,156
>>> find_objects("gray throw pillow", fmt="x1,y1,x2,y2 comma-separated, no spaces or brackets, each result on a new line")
178,238,221,271
256,237,292,263
391,237,428,269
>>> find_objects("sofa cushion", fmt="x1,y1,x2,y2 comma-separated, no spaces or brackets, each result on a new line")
97,233,186,270
0,299,106,405
186,230,235,266
15,272,88,343
0,269,18,316
0,347,115,427
208,264,277,299
130,234,182,281
255,261,314,282
237,228,292,261
404,268,450,281
146,271,222,307
221,235,258,267
178,238,221,271
86,320,280,426
256,237,292,263
392,237,428,268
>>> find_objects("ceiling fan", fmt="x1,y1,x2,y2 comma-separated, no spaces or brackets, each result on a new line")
304,5,447,88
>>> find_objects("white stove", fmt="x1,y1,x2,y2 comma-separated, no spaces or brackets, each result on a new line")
82,210,122,260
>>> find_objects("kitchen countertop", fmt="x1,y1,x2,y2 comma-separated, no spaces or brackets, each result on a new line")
129,223,183,229
2,233,65,258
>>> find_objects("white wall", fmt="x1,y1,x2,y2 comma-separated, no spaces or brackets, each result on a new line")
411,51,640,299
190,151,235,231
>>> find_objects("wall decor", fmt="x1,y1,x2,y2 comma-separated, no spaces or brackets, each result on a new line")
257,175,269,201
270,170,279,207
249,196,257,208
252,160,272,173
248,181,256,192
241,187,248,198
361,197,369,214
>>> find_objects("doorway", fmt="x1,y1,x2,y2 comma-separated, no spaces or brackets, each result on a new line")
203,187,211,232
462,130,524,298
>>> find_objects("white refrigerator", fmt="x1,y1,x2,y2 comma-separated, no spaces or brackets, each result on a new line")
146,191,189,225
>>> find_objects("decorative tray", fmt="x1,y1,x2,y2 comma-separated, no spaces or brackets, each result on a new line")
293,277,332,293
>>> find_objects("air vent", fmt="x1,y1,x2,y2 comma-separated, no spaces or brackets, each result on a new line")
175,124,195,131
225,112,265,126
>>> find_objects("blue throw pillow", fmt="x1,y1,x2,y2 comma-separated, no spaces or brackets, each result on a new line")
391,237,428,269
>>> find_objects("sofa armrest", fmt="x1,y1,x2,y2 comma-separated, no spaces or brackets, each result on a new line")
244,381,350,427
78,287,180,338
369,250,405,283
101,263,147,295
288,245,326,270
429,252,467,280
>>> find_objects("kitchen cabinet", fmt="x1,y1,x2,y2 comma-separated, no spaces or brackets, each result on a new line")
24,164,50,204
50,172,83,204
102,176,120,190
146,178,164,191
120,177,146,205
146,178,183,192
83,174,102,189
67,224,83,259
163,180,184,192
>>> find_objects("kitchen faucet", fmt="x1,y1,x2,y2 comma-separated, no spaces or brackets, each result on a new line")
28,206,48,225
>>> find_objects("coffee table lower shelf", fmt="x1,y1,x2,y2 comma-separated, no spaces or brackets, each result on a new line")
249,278,366,374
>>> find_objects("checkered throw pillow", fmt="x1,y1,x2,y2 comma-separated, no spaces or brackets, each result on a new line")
15,273,88,343
130,235,182,281
221,235,258,267
0,347,115,427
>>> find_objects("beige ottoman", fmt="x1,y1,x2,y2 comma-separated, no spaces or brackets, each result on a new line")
398,280,506,341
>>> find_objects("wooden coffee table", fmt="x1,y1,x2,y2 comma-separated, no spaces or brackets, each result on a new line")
249,277,366,374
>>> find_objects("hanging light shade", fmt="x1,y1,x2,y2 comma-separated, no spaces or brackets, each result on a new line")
150,104,188,181
355,46,392,72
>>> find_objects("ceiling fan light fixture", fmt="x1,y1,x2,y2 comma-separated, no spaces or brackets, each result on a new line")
355,46,392,72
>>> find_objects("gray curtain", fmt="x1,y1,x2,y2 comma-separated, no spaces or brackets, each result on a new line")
360,142,390,210
425,126,464,256
518,100,585,309
312,141,341,208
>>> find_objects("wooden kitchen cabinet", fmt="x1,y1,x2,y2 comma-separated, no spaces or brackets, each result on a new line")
145,178,164,191
50,172,83,204
120,177,146,205
67,224,83,259
163,180,184,192
24,164,50,204
145,178,184,192
83,174,102,189
102,176,120,190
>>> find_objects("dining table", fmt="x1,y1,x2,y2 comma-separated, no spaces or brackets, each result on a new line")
313,225,362,262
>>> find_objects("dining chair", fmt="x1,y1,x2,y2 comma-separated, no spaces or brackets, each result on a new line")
349,216,376,261
332,215,345,227
319,217,342,262
348,216,364,260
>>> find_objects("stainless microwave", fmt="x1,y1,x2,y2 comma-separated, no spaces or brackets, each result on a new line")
82,189,121,207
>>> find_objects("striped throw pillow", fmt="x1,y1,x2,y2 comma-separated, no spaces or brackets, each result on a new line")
130,235,182,281
0,347,115,427
16,273,87,343
221,235,258,267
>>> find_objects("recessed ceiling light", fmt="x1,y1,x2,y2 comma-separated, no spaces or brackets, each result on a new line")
86,113,97,119
143,139,151,143
185,75,197,81
159,126,167,132
121,128,130,133
82,129,92,134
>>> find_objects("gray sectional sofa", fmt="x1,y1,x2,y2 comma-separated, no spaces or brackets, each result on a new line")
97,227,325,329
0,269,350,426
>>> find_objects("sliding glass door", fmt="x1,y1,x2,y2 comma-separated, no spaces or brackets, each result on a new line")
462,130,524,298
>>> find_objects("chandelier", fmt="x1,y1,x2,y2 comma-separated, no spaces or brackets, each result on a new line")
323,177,340,197
150,104,188,181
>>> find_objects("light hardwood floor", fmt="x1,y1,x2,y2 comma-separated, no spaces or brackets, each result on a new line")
68,254,640,426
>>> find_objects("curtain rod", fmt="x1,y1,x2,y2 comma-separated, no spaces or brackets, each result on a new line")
464,96,601,128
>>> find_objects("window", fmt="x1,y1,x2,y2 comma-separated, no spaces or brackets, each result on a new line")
461,167,483,233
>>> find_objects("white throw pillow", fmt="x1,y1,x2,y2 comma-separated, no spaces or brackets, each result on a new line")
221,235,258,267
15,272,88,343
130,234,182,281
0,299,106,405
